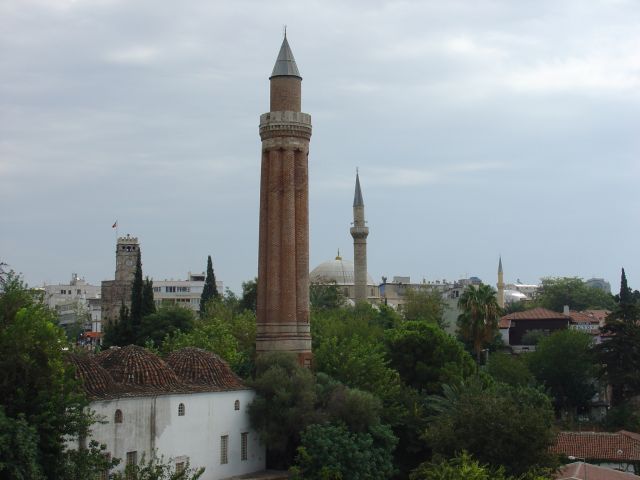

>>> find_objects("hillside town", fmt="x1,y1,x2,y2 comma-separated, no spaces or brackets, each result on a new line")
2,2,639,480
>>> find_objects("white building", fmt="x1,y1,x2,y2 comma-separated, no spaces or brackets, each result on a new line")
42,273,101,310
152,272,224,313
68,346,265,479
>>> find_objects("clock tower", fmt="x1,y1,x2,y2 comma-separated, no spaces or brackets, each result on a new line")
101,234,141,327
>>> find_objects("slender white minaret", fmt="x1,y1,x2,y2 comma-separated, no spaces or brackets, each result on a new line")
497,256,505,309
350,171,369,303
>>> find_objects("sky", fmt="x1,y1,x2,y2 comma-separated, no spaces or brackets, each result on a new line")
1,0,639,295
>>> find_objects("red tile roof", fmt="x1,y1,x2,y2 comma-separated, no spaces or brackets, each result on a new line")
555,462,639,479
502,307,570,321
69,345,247,400
166,347,245,391
551,431,640,462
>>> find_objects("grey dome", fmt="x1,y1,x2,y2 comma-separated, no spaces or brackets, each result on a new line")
310,255,375,286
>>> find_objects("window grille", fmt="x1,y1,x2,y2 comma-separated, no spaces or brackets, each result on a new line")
220,435,229,464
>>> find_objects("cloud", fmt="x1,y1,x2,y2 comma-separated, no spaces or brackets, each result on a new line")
507,52,640,93
105,45,161,65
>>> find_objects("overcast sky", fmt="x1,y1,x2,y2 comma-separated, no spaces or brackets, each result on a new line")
1,0,639,294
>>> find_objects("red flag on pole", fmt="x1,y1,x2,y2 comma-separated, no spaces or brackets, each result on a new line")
112,221,118,229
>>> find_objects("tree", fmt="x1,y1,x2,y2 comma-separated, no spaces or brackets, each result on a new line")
248,352,319,469
423,378,556,475
0,274,105,478
239,278,257,313
385,321,475,394
410,452,550,480
102,303,133,347
112,451,204,480
457,285,500,363
535,277,615,311
313,334,404,425
526,329,596,415
403,287,446,326
142,277,156,318
290,423,397,480
199,256,219,316
0,406,43,479
130,252,144,328
596,268,640,406
139,306,195,347
487,353,535,388
309,282,346,310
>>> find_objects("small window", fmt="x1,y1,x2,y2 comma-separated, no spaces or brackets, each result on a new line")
99,453,111,480
241,432,248,461
178,403,185,416
126,451,137,480
234,400,240,411
114,409,123,423
220,435,229,464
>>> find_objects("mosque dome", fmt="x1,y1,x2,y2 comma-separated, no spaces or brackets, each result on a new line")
66,352,120,399
310,254,375,286
99,345,183,391
166,348,245,391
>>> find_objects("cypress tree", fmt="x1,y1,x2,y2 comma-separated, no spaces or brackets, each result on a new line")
142,277,156,318
200,255,219,316
620,268,631,305
130,252,144,330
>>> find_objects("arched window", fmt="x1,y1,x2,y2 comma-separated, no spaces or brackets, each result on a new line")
114,409,123,424
178,403,185,416
234,400,240,411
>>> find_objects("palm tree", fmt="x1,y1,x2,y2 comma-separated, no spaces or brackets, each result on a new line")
457,284,500,364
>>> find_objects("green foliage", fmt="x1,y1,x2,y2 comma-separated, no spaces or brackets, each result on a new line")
526,329,596,414
457,284,500,363
314,334,404,425
0,274,106,479
535,277,615,311
487,353,535,388
142,277,156,318
112,451,204,480
385,321,475,394
410,452,551,480
240,278,257,313
602,402,640,432
139,306,195,347
130,252,144,328
62,440,120,480
199,255,219,316
102,303,132,347
248,352,319,468
402,288,446,326
521,330,547,346
424,378,556,475
310,282,346,310
290,422,397,480
0,407,43,479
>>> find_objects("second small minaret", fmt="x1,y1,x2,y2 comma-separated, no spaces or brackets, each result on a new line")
351,172,369,303
497,256,505,309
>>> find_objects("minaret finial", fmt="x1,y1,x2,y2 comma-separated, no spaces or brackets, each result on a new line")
284,25,287,38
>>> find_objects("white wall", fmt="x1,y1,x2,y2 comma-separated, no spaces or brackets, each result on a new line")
88,390,265,479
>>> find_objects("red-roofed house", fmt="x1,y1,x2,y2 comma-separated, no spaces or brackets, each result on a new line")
499,307,571,349
551,431,640,475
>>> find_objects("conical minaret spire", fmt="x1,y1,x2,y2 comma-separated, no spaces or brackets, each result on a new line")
257,35,313,367
497,255,505,309
351,171,369,303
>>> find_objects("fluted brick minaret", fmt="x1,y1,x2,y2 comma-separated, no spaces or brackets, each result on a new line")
497,256,505,309
256,35,313,366
351,172,369,303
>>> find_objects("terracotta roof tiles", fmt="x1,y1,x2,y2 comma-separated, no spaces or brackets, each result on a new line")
551,431,640,462
501,307,570,322
166,347,245,391
68,345,247,400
